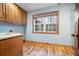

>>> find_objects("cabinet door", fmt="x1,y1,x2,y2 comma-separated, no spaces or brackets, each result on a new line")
5,3,15,23
5,3,9,22
6,36,23,56
22,11,26,25
0,36,23,56
0,3,5,22
9,4,15,23
16,6,22,24
5,3,26,25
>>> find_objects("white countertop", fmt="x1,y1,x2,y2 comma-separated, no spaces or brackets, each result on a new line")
0,33,23,40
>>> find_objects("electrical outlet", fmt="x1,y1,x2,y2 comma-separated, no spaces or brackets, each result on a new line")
8,29,14,33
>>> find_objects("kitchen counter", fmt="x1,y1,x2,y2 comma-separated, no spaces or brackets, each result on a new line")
0,33,23,40
0,33,23,56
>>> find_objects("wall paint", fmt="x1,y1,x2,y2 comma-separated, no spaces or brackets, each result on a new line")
26,3,75,46
0,23,24,34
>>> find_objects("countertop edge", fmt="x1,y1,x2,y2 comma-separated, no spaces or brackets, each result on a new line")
0,33,23,40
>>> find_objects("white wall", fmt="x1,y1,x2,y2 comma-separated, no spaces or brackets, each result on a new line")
26,3,75,46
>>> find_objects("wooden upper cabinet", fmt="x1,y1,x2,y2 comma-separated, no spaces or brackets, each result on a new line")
22,11,27,25
15,6,23,24
15,5,27,25
0,3,27,25
5,3,9,22
0,3,5,22
5,3,15,23
8,4,15,23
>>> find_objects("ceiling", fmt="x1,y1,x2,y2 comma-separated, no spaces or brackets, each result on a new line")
16,3,58,12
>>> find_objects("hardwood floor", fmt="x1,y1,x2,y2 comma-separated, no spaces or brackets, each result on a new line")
23,41,74,56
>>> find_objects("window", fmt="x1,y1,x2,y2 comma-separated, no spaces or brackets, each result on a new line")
32,11,59,34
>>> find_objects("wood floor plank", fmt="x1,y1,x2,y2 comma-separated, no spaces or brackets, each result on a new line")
23,41,74,56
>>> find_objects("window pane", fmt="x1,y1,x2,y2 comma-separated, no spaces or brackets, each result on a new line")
45,24,56,31
49,16,57,24
53,16,57,23
53,28,56,31
34,24,43,32
48,16,53,24
49,28,53,31
35,28,43,31
44,17,49,24
46,24,53,28
35,24,43,28
52,23,56,27
35,18,42,24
